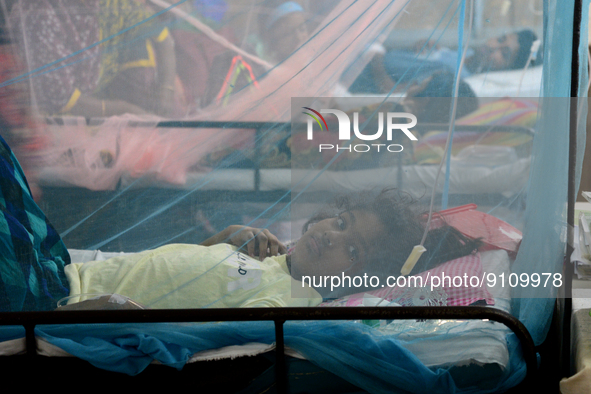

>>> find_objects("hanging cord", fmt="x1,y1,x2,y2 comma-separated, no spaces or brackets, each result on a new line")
405,0,474,272
376,0,474,306
515,39,542,97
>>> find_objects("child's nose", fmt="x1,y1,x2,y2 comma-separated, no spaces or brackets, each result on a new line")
323,231,341,248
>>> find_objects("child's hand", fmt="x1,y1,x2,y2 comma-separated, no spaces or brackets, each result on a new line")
201,225,287,261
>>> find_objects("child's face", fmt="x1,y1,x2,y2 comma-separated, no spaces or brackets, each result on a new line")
290,210,385,281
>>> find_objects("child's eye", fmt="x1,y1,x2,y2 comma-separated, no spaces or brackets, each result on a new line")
349,245,358,262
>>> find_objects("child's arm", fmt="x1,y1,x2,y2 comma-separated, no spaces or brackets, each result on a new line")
201,225,287,261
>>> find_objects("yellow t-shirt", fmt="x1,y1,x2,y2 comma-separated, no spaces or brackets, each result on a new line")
64,243,322,309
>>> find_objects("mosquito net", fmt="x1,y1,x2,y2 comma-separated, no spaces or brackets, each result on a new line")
0,0,588,392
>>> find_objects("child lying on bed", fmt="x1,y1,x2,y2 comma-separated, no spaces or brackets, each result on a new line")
58,189,481,310
0,134,479,311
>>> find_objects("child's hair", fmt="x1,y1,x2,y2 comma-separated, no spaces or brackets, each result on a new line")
302,188,481,278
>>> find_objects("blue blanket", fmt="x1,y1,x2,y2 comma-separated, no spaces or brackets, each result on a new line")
29,320,526,394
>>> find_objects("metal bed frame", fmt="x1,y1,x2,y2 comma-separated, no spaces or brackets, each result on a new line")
0,0,584,391
1,306,537,393
10,99,557,394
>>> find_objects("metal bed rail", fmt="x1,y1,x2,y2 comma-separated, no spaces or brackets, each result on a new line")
0,305,537,393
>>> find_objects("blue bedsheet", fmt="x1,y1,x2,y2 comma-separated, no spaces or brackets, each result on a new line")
27,320,526,394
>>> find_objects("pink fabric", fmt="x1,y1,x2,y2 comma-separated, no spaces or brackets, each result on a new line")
41,119,254,190
195,0,406,122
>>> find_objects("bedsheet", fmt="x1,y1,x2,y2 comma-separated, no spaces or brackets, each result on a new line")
463,66,543,98
0,249,521,393
27,319,523,393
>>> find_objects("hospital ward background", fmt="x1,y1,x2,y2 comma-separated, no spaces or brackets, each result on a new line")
0,0,589,393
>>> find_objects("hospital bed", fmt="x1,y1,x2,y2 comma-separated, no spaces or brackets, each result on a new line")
0,247,539,393
0,76,552,394
0,107,541,390
0,96,569,394
0,0,581,390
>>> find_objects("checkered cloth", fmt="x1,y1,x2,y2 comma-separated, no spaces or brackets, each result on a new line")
320,253,494,307
0,135,70,311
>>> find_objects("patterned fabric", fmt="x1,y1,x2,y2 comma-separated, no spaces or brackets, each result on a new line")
10,0,101,115
456,98,538,127
9,0,163,115
0,134,70,311
413,99,536,164
95,0,157,90
319,253,494,307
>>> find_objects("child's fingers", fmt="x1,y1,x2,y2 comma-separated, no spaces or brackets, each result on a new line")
257,231,269,260
278,241,287,255
234,226,286,260
269,240,279,257
246,232,256,258
262,229,279,257
264,229,282,256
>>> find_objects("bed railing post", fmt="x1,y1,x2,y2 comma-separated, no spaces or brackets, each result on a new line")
565,0,583,379
24,323,36,358
274,319,287,394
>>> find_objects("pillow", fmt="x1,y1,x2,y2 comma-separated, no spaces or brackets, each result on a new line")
319,252,495,307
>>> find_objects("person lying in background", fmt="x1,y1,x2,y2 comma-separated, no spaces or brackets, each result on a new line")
350,29,539,94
